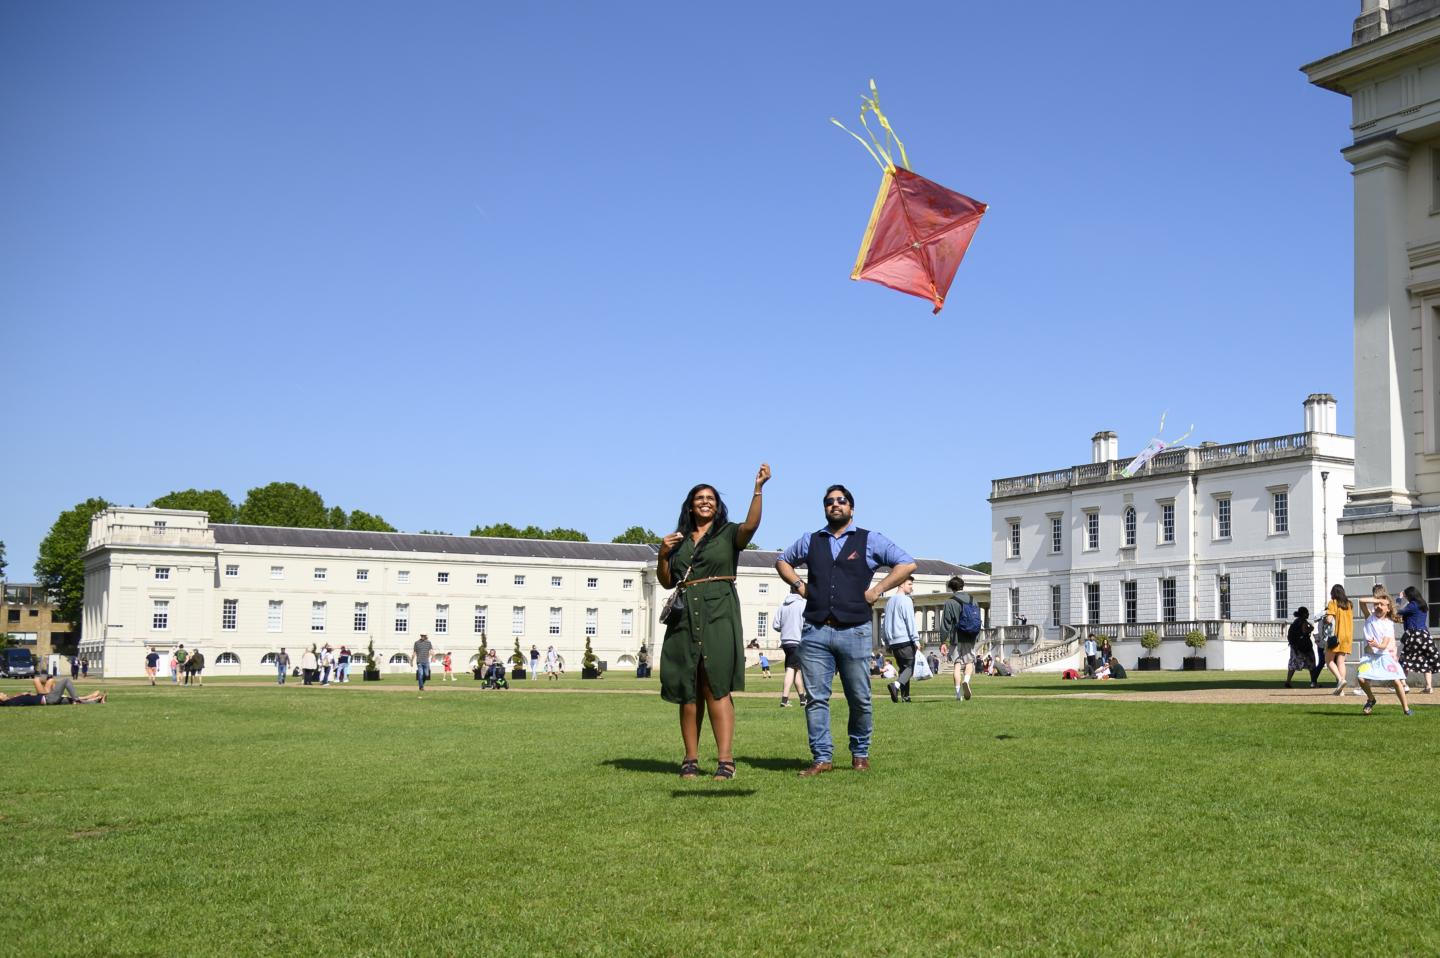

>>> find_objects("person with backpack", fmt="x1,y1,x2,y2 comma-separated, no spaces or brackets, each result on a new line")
941,576,983,701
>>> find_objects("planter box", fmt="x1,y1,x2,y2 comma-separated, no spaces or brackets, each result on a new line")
511,668,526,680
363,672,381,682
1137,657,1161,671
581,667,600,680
473,670,485,681
1182,657,1207,671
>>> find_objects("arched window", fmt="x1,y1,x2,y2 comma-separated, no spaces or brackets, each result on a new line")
616,655,636,666
389,652,411,665
260,652,279,665
216,652,241,665
1123,507,1137,547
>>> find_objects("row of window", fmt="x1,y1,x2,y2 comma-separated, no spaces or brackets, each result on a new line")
207,565,639,590
1006,492,1289,558
1011,571,1291,626
171,600,638,637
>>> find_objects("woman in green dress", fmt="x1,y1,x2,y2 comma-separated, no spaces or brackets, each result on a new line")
658,464,770,780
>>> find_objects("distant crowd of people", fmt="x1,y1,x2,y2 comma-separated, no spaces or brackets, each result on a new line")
1289,582,1436,715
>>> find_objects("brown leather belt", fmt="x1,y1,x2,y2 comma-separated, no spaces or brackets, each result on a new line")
679,576,736,587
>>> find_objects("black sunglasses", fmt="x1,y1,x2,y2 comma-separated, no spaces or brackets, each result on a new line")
823,496,849,506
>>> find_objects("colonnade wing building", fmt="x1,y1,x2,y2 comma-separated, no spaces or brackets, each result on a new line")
81,507,981,678
987,396,1354,669
1303,2,1440,602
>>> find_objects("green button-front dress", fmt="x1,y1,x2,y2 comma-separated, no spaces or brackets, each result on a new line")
659,522,745,704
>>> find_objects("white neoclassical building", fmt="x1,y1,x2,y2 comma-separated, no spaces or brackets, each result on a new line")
80,507,983,678
988,396,1355,669
1304,2,1440,606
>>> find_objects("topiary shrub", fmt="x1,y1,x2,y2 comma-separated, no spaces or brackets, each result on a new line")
1184,629,1207,657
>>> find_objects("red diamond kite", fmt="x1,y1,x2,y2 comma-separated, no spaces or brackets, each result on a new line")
834,82,988,314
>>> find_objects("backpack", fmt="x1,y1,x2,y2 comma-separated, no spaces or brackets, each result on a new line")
956,598,982,634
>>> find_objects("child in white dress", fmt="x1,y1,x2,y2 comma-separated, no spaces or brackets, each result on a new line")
1358,594,1413,716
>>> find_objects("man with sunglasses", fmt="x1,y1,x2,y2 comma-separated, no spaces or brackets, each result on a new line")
776,484,916,776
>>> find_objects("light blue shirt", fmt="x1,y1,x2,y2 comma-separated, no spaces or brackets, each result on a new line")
779,524,914,571
772,593,806,647
882,593,918,647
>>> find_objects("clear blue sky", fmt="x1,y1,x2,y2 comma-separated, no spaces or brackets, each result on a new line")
0,1,1359,576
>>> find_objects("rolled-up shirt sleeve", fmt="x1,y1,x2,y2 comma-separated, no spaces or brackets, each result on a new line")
867,531,914,569
779,535,811,568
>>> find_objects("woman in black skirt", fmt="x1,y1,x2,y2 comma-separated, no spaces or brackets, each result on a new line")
1398,586,1439,694
1285,607,1322,688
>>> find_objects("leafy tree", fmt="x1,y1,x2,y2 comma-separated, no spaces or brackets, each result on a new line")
347,510,397,532
968,561,992,574
148,489,237,524
611,526,661,545
36,497,112,634
326,506,349,529
470,523,588,542
415,529,451,535
237,482,329,528
0,539,6,578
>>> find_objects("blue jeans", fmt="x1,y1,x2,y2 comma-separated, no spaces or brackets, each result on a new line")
799,621,874,763
277,663,286,685
416,662,431,689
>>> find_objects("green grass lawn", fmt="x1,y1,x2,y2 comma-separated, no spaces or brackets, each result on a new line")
3,674,1437,956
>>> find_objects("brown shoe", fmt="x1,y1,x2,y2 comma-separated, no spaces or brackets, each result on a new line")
852,757,870,771
797,761,833,778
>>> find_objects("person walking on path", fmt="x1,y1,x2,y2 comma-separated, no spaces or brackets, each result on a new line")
1397,586,1439,694
883,576,919,704
942,577,983,701
1357,592,1413,715
414,634,434,693
658,465,770,782
168,650,179,684
174,646,188,684
336,645,351,683
776,483,916,777
276,648,290,685
300,646,318,685
772,581,808,709
145,649,160,686
1323,585,1355,695
443,651,456,682
1285,609,1322,688
184,649,205,686
530,644,540,680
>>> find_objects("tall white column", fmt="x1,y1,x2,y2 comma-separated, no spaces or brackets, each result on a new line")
1344,136,1415,514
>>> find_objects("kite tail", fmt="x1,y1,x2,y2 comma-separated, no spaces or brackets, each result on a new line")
831,79,910,172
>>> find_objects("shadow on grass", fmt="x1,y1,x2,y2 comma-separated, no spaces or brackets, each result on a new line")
738,756,807,773
670,789,756,799
599,758,675,775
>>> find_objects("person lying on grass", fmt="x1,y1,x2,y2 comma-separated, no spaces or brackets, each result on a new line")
0,675,107,706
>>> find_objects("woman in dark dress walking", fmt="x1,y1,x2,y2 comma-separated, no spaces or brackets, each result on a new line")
658,464,770,781
1285,607,1322,688
1397,586,1439,694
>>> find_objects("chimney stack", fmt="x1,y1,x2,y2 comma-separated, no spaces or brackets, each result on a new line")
1303,393,1337,433
1091,430,1119,464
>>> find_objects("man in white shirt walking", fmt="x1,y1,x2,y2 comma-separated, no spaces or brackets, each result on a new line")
883,576,919,703
771,581,807,708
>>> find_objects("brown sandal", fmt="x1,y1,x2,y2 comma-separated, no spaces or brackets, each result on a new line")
680,759,700,779
713,760,736,781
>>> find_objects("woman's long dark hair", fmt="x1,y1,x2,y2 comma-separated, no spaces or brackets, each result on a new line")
1404,585,1428,613
665,484,729,559
1330,584,1350,610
